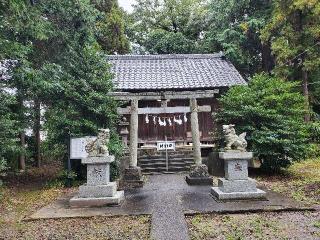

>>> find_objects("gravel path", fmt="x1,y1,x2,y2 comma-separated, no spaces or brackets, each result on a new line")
147,174,190,240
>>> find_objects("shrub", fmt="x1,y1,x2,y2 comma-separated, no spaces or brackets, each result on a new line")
217,73,310,171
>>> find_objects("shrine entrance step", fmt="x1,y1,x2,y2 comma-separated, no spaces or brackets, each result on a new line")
137,149,195,174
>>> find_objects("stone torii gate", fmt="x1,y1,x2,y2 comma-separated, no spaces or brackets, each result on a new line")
112,90,218,187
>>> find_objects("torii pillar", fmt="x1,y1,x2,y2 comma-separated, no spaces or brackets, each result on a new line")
121,98,143,189
186,98,212,185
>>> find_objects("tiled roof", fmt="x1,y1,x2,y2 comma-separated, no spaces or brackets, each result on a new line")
107,54,246,91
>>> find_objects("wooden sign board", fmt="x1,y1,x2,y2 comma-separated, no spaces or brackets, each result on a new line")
70,136,96,159
157,141,175,151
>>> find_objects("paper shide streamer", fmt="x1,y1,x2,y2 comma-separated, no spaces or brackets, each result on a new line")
144,113,188,126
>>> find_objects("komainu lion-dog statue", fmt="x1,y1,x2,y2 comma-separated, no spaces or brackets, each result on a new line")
85,129,110,157
222,124,247,151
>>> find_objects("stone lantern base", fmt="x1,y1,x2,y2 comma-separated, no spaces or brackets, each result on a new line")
211,151,266,200
69,155,124,208
69,191,124,208
119,166,144,189
186,164,213,185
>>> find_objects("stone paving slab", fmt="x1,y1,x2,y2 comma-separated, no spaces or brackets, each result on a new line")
28,174,316,240
29,174,314,220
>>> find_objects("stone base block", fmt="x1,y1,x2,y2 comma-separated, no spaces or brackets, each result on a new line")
211,187,266,200
119,179,144,189
123,167,142,181
69,191,124,208
218,178,257,193
120,167,144,189
189,164,210,178
82,155,115,164
186,176,213,185
79,182,116,198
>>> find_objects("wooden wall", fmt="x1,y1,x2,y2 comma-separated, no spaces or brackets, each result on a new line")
121,98,219,144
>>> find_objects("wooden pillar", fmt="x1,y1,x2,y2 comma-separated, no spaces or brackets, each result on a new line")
190,98,202,165
129,99,138,167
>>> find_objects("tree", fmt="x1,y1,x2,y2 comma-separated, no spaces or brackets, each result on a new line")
0,0,122,171
0,0,51,169
204,0,273,76
0,87,20,169
32,0,119,159
217,74,310,171
94,0,130,54
145,29,195,54
128,0,208,53
261,0,320,122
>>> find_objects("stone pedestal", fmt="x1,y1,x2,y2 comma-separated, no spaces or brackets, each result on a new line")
120,166,144,189
211,151,266,200
70,155,124,208
186,164,213,185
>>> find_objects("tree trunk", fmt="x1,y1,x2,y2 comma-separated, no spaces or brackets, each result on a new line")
261,41,274,74
19,131,26,171
296,10,310,122
302,70,310,122
18,95,26,171
34,99,41,167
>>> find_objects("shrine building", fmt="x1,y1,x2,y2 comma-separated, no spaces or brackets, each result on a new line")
108,54,246,173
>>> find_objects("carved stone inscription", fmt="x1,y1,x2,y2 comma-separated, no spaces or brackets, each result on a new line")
92,167,103,179
87,164,109,186
234,162,243,171
225,159,248,180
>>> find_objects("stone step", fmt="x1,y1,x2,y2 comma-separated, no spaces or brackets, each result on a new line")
139,162,194,168
139,162,162,167
137,149,195,172
139,162,193,168
143,170,189,175
138,154,192,159
138,157,194,162
142,166,190,173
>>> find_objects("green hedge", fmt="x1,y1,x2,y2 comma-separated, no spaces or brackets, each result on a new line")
217,73,311,171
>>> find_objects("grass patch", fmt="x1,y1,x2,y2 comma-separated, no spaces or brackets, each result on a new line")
186,212,320,240
288,158,320,181
256,158,320,205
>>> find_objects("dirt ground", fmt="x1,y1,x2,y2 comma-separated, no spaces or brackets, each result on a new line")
0,216,150,240
187,158,320,240
0,162,150,240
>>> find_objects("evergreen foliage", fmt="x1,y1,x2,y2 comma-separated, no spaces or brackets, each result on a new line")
127,0,208,54
94,0,130,54
217,74,311,171
145,30,195,54
0,0,125,175
0,89,19,166
261,0,320,119
205,0,273,76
